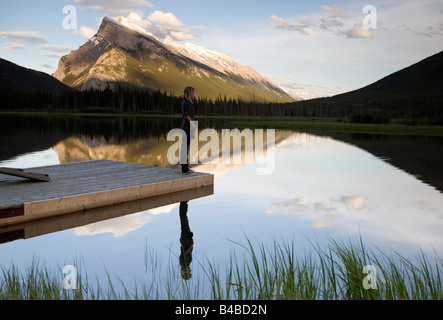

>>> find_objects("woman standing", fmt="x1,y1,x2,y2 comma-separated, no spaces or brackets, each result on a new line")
180,86,196,174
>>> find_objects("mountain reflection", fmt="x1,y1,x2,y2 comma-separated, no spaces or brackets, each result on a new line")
1,114,442,192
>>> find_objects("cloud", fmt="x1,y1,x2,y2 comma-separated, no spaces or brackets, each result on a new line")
74,26,97,39
297,17,315,27
416,23,443,37
270,15,312,35
320,4,346,18
343,25,373,38
74,213,151,238
271,4,374,39
270,4,348,35
147,10,198,41
148,10,183,31
114,11,199,41
0,30,48,44
40,64,53,69
1,42,24,51
74,0,153,15
339,196,366,210
319,18,344,30
276,79,327,91
148,203,179,215
39,44,73,52
127,11,151,30
266,195,367,224
0,31,73,57
44,53,65,58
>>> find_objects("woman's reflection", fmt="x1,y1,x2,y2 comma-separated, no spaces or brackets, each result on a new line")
179,201,194,280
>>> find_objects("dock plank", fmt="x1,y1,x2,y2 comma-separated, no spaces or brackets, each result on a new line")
0,167,51,182
0,160,214,226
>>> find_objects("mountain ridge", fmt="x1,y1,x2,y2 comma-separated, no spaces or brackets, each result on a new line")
53,16,295,103
0,58,70,93
290,49,443,119
335,49,443,98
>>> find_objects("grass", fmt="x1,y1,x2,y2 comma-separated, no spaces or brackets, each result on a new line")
1,235,442,300
2,110,442,136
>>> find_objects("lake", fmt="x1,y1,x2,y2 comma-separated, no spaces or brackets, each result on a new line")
0,114,442,298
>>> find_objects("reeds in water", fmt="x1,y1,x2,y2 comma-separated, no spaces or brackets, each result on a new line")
1,236,441,300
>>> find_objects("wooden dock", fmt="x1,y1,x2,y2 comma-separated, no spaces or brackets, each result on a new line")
0,160,214,227
0,185,213,244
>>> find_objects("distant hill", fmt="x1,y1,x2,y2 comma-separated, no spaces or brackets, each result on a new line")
0,58,70,93
335,50,443,100
292,50,443,119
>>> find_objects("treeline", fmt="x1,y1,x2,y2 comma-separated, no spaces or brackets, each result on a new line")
289,93,443,124
1,86,442,123
0,87,293,117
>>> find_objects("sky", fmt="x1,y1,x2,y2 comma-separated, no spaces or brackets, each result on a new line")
0,0,442,99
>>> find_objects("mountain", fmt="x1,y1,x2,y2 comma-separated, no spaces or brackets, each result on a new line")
291,50,443,118
53,16,294,103
0,58,70,93
334,50,443,100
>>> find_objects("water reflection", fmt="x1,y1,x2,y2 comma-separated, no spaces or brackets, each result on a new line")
179,201,194,280
1,114,442,282
1,114,441,192
326,132,443,194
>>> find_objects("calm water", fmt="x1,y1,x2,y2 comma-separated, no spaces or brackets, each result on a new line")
1,114,442,296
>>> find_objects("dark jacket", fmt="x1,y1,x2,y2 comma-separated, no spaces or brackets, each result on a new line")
181,99,195,131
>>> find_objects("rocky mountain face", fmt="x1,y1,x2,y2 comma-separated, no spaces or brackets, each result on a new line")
53,16,294,102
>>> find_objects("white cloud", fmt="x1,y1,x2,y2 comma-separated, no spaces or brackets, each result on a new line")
340,196,366,210
0,30,48,44
148,203,179,215
113,11,199,41
320,4,346,18
169,30,196,41
147,10,198,41
148,10,183,31
270,4,371,37
127,11,151,30
74,213,151,238
319,18,345,30
44,53,65,58
342,24,373,38
297,18,315,27
74,26,97,39
1,42,24,51
39,44,73,52
270,15,312,35
74,0,153,15
275,79,329,98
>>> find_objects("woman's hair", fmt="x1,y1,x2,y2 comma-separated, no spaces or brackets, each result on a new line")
184,86,195,101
